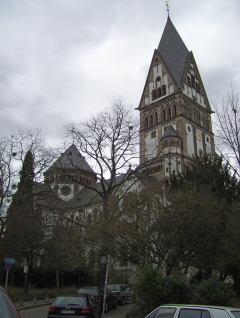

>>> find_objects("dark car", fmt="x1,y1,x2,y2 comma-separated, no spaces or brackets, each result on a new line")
47,293,100,318
78,286,117,312
0,286,21,318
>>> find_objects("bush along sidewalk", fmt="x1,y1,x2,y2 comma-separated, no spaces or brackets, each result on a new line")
130,264,237,317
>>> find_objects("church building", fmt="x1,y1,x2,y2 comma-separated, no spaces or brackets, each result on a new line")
31,14,217,283
138,17,215,180
43,16,215,205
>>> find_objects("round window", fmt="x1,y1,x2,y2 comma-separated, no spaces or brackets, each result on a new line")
60,185,71,196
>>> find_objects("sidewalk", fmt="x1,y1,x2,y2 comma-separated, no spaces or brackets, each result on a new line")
15,298,55,311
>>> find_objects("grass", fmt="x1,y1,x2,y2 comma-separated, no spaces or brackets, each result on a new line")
6,285,78,303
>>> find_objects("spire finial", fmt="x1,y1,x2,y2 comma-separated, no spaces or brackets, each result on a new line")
165,1,170,16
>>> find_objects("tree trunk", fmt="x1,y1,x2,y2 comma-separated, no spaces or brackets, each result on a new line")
56,266,60,290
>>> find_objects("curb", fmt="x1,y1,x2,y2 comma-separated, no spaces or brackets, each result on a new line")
16,300,54,311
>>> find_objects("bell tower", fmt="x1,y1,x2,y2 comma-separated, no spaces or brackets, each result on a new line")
138,17,215,180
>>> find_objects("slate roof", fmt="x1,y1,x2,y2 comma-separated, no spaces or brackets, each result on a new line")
44,144,94,174
66,172,159,210
158,17,190,88
67,174,127,209
33,182,67,209
161,125,181,139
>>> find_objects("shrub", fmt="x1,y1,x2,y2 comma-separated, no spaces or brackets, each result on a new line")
160,275,193,304
132,264,193,315
193,278,236,306
132,264,237,316
132,264,164,314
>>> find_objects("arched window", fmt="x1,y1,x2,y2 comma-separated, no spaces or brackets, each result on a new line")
202,114,205,127
193,108,196,121
151,131,156,138
197,111,200,124
206,117,209,130
152,90,156,100
162,108,166,121
156,76,161,87
156,88,161,98
172,104,176,116
191,75,195,88
162,85,166,96
150,114,153,126
196,82,200,93
145,116,148,127
154,112,158,125
168,107,171,118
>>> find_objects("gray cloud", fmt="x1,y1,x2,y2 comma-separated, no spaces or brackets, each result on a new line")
0,0,239,145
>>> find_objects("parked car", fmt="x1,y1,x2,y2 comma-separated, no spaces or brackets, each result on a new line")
145,304,240,318
0,286,21,318
107,284,129,305
47,293,100,318
78,286,117,312
122,284,133,298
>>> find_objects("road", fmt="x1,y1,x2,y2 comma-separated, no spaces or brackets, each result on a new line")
19,302,134,318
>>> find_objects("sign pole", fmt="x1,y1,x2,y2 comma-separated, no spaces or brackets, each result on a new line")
5,269,9,290
102,255,109,318
4,257,16,291
100,255,114,318
5,266,10,291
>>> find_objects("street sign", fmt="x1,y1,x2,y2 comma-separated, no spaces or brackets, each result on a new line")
4,257,16,264
101,256,114,264
5,263,11,270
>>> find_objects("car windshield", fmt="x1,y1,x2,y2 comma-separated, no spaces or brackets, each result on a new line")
54,296,86,306
231,311,240,318
78,288,99,295
108,285,118,291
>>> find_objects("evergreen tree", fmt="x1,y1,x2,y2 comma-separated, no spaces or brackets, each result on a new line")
3,150,43,293
167,155,240,204
167,155,240,291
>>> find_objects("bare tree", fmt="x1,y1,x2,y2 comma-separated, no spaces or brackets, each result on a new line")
66,98,140,210
214,85,240,175
0,129,57,241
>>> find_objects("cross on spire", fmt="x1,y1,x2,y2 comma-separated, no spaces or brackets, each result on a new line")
165,0,170,16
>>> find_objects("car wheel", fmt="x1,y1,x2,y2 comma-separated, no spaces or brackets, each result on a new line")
121,297,125,305
104,302,108,312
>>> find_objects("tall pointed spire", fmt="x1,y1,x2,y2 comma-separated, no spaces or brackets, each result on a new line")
158,17,190,87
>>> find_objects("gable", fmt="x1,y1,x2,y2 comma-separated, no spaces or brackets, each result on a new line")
181,53,212,112
138,49,179,109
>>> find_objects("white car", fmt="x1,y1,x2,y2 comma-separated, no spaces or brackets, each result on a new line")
145,304,240,318
107,284,129,305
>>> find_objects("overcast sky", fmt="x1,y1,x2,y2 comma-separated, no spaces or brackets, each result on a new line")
0,0,239,147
